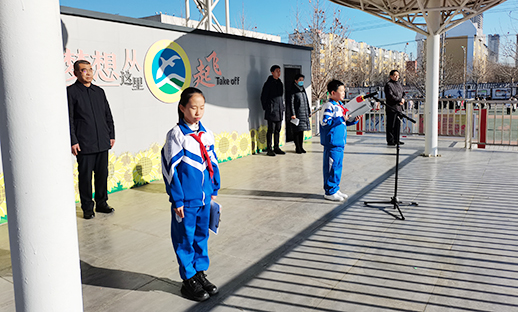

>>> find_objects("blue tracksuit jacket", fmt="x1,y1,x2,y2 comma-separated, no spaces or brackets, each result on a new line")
161,119,220,280
319,99,358,195
162,119,220,208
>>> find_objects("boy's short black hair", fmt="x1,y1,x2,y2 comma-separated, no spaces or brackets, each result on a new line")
389,69,399,76
294,73,305,81
270,65,280,73
327,79,344,93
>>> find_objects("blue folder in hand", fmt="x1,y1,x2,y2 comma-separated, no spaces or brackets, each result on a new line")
209,200,221,234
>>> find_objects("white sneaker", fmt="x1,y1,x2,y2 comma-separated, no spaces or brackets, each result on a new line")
336,190,349,199
324,193,345,202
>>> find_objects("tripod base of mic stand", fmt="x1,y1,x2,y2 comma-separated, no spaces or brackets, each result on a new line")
364,197,418,220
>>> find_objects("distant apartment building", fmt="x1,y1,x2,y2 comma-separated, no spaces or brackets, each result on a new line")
416,16,488,82
488,34,500,63
406,60,417,74
288,31,409,86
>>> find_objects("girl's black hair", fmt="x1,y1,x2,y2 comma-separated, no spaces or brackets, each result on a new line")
178,87,205,123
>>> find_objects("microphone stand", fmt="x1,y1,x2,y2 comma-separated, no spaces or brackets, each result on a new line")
364,98,418,220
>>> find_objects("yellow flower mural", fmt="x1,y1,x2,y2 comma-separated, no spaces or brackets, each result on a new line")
249,129,258,154
117,152,135,190
0,126,312,223
0,174,6,223
107,152,119,192
257,125,268,151
147,143,163,181
133,148,161,186
215,131,233,162
61,127,311,206
237,133,252,158
72,162,80,203
229,131,240,159
279,126,286,146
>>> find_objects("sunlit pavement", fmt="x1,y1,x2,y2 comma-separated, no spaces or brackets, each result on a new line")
1,133,517,311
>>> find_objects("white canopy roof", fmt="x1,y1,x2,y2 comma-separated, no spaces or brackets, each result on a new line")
330,0,507,36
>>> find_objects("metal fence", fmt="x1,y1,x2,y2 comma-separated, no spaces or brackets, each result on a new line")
311,98,518,149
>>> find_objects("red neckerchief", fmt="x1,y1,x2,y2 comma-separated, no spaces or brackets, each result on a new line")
334,100,349,116
189,132,214,179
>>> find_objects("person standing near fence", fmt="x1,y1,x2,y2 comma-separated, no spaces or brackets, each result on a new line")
384,70,405,146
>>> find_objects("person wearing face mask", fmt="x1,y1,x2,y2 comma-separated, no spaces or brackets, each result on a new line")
288,73,311,154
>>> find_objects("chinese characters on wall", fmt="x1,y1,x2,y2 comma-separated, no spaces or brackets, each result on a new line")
192,51,240,88
64,48,144,90
64,48,240,92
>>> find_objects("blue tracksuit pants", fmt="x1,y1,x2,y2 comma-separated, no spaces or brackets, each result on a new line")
171,202,210,280
323,146,344,195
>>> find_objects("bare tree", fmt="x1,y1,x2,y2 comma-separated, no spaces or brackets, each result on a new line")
347,51,372,87
486,61,518,83
290,0,349,102
235,3,257,36
407,40,464,97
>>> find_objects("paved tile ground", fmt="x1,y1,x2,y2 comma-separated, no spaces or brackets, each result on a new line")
0,134,517,311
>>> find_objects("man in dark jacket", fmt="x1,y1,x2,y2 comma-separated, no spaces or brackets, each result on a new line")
260,65,285,156
384,69,405,146
68,60,115,219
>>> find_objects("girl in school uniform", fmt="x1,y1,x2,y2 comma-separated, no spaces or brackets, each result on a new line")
162,87,221,301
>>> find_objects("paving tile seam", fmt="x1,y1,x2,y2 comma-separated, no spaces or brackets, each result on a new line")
252,273,518,306
309,234,518,258
277,253,518,281
272,260,517,290
240,283,489,312
297,243,518,277
228,292,415,312
303,236,518,261
272,257,518,291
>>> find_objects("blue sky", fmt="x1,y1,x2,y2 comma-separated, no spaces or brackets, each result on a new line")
60,0,518,62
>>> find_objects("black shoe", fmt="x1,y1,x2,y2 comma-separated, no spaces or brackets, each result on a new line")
266,149,276,156
83,211,95,219
296,149,303,154
273,148,285,155
398,141,405,145
301,148,307,153
95,205,115,214
181,276,210,301
195,271,218,296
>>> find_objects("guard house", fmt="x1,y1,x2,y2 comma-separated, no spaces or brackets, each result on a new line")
0,6,312,225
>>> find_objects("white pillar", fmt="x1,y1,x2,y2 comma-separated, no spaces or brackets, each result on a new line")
424,8,441,157
185,0,190,27
225,0,230,34
207,0,214,31
0,1,84,311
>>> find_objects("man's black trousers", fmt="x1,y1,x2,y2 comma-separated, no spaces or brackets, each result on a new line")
77,150,109,212
386,109,401,145
266,120,282,150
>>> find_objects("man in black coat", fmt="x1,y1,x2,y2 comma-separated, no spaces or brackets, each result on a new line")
260,65,285,156
384,69,405,146
68,60,115,219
